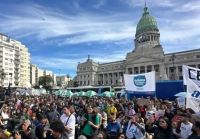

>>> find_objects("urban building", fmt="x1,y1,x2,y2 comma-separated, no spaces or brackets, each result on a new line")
0,33,30,87
76,5,200,87
35,66,44,86
44,70,57,86
56,75,71,88
30,64,37,86
30,64,57,87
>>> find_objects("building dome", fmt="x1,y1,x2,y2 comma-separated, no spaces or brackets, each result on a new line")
136,6,158,36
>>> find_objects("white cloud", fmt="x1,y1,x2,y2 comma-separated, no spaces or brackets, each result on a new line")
0,3,135,45
31,50,128,76
93,0,106,9
122,0,175,8
174,1,200,13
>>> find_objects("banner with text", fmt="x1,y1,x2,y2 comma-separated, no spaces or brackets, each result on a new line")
182,65,200,112
124,71,155,94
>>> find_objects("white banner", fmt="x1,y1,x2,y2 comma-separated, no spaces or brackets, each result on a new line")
182,65,200,87
124,71,155,92
182,65,200,112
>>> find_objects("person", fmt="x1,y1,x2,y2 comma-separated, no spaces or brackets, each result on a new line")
1,106,10,126
14,119,34,139
153,117,174,139
60,105,76,139
0,130,10,139
35,114,49,139
107,101,117,120
47,120,68,139
188,120,200,139
179,115,193,139
81,105,100,139
106,113,121,139
46,104,60,124
124,114,145,139
125,103,135,118
117,133,126,139
99,108,107,130
96,131,106,139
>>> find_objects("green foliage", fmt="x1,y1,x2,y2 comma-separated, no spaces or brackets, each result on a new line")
38,75,54,90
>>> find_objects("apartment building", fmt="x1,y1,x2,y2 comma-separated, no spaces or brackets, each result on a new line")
30,64,57,87
0,33,30,87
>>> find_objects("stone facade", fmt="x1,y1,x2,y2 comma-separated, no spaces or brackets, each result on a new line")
76,6,200,87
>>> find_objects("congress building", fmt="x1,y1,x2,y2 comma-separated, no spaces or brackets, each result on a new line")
76,5,200,87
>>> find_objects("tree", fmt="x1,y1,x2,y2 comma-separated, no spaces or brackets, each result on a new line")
66,74,71,78
38,75,54,91
73,81,79,87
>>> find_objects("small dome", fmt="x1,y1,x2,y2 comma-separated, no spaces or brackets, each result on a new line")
136,6,158,36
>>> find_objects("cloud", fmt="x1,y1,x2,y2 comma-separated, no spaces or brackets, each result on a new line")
31,50,128,76
0,3,135,45
31,56,81,70
93,0,106,9
59,27,135,45
122,0,175,8
174,1,200,13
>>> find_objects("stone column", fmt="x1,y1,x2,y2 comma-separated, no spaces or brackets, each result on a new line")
102,74,105,85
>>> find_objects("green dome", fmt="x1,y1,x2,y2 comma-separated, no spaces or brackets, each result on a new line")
136,6,158,36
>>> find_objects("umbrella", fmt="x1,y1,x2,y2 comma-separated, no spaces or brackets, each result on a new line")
174,92,187,97
100,91,115,97
78,91,86,97
64,90,73,97
86,90,97,97
39,89,46,95
72,92,79,97
55,90,64,96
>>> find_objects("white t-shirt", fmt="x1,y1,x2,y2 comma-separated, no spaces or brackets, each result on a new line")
1,111,9,125
60,113,76,139
180,122,193,139
126,121,144,139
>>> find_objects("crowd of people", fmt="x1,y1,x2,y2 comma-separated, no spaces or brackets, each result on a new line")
0,91,200,139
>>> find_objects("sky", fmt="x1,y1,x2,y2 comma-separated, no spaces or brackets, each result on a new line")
0,0,200,77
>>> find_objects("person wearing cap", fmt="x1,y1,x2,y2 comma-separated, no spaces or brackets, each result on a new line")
124,114,145,139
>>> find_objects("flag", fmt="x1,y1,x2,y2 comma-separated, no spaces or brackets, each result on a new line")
182,65,200,112
124,71,155,94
